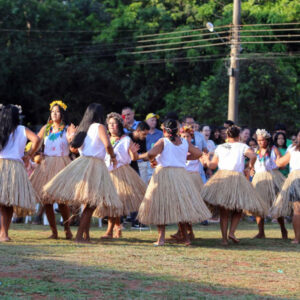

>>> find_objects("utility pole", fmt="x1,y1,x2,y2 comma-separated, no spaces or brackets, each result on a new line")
228,0,241,123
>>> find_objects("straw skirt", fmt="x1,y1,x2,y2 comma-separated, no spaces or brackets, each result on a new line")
201,170,268,216
137,167,212,225
252,170,285,210
0,159,36,215
188,172,204,194
270,170,300,218
107,164,146,215
43,156,123,217
30,156,71,204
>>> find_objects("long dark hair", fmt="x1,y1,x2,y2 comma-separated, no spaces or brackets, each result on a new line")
71,103,104,148
0,104,20,151
273,132,287,149
163,119,178,142
295,129,300,151
106,112,124,138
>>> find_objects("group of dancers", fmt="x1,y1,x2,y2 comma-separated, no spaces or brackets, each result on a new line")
0,101,299,246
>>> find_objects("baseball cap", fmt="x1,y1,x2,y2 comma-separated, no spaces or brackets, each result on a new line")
145,113,159,121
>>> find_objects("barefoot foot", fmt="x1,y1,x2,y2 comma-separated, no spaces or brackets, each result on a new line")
291,239,299,244
228,234,240,243
65,231,73,240
281,229,288,240
47,234,58,239
252,233,266,239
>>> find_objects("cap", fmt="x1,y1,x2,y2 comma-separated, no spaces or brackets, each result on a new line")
145,113,159,121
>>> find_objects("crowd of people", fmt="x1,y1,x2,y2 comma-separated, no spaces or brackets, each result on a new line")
0,102,299,246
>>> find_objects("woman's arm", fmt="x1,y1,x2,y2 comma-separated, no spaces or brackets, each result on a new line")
139,139,164,161
187,142,202,160
203,153,218,170
276,152,291,168
24,128,41,166
98,124,117,167
244,148,256,170
128,140,139,161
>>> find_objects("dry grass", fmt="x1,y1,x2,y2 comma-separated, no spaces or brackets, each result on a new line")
0,220,299,299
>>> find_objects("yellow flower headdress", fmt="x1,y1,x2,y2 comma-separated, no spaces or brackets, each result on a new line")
50,100,67,111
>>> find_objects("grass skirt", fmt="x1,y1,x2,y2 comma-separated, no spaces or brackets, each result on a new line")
0,159,36,215
252,170,285,210
107,164,146,215
30,156,71,204
201,170,268,216
43,156,123,217
137,167,212,225
189,172,204,194
270,170,300,218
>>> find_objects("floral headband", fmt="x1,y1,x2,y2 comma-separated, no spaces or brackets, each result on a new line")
179,125,194,136
0,104,22,114
256,129,271,139
50,100,67,111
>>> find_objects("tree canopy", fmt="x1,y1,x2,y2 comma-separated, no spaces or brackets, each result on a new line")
0,0,299,131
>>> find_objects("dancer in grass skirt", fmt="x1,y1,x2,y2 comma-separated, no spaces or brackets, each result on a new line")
251,129,287,239
138,119,212,246
43,103,123,243
271,129,300,244
0,104,40,242
202,125,268,246
30,100,73,239
97,112,146,239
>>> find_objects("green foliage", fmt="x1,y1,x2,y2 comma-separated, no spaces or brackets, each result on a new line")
0,0,299,131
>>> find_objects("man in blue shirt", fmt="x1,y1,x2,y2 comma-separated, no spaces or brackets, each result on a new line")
122,107,140,134
145,113,163,181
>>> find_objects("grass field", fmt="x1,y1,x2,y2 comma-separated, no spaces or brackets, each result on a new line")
0,220,299,299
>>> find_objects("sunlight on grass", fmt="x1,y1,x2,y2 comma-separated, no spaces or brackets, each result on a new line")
0,221,299,299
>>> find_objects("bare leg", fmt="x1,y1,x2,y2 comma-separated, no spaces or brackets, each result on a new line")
179,222,191,246
76,205,95,243
0,205,13,242
187,223,195,240
113,217,122,238
44,204,58,239
254,216,266,239
277,216,288,239
154,225,165,246
220,207,229,245
228,210,242,243
101,217,115,239
292,202,300,244
58,204,73,240
170,224,182,240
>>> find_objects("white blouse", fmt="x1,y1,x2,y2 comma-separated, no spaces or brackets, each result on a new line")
0,125,27,162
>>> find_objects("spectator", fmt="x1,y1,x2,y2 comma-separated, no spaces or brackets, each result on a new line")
247,137,258,152
200,125,216,154
145,113,163,181
224,120,234,128
129,121,150,183
240,127,251,144
122,107,140,134
273,132,289,177
219,126,227,143
210,126,223,145
274,123,292,147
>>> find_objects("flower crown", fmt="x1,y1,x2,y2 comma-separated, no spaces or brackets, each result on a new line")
50,100,67,111
256,129,271,139
107,112,124,125
179,125,194,136
0,104,22,114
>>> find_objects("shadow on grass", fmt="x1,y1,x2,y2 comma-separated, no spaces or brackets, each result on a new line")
0,253,291,299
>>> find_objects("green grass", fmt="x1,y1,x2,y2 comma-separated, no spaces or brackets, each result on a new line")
0,220,299,299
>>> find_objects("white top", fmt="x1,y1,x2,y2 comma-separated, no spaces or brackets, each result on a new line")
186,159,200,173
288,146,300,172
0,125,27,162
44,128,69,157
156,137,188,168
79,123,106,159
106,136,131,171
215,142,249,173
254,147,278,173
